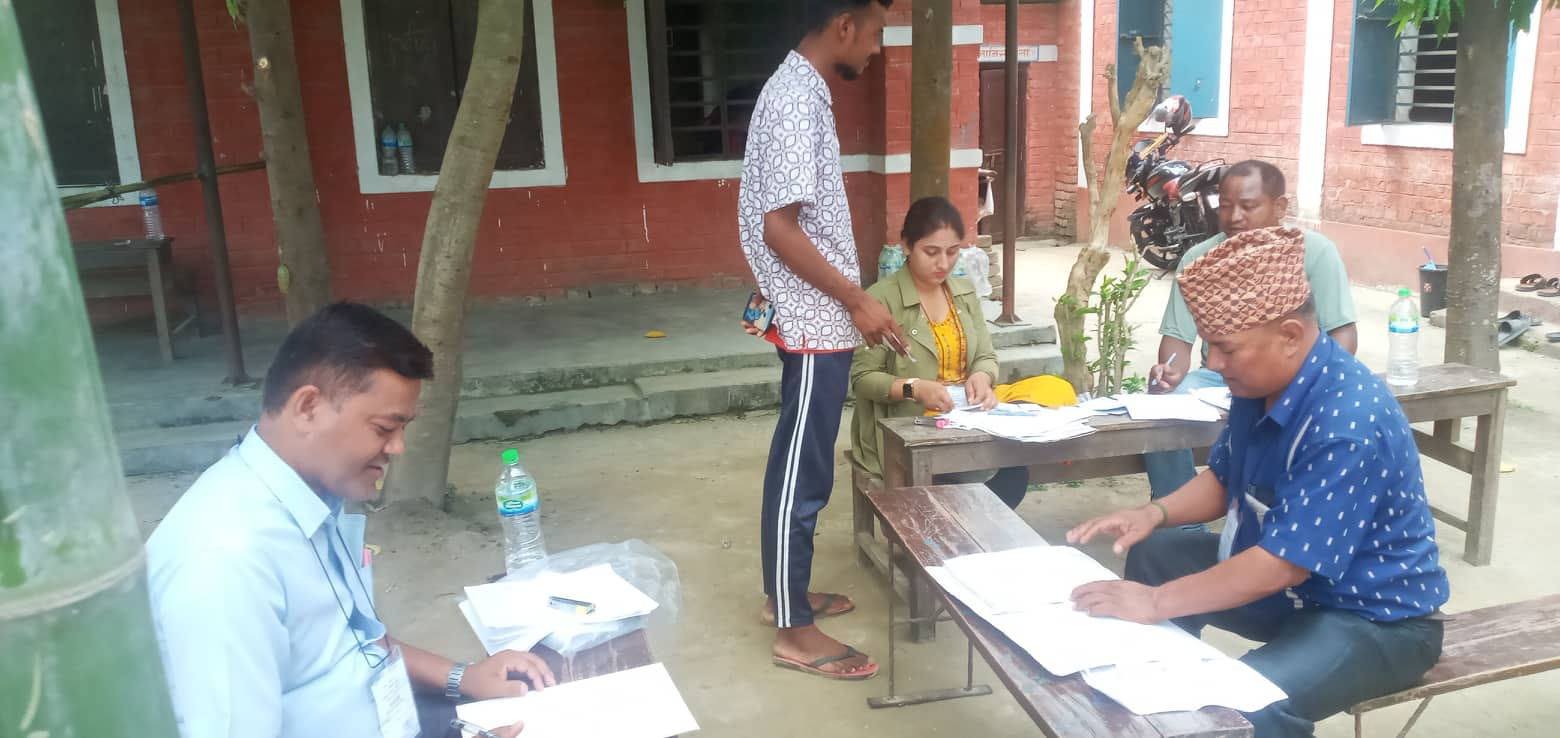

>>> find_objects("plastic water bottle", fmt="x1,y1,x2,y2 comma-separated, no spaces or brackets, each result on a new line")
395,123,415,174
495,448,546,573
139,191,165,240
378,125,399,176
877,244,906,281
1387,287,1420,386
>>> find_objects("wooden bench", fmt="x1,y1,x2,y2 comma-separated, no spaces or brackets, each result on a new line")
1348,593,1560,738
866,482,1251,737
73,238,199,363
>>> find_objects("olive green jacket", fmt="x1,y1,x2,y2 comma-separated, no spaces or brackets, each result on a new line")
850,268,999,477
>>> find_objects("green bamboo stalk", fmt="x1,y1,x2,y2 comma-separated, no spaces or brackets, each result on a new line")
0,5,179,735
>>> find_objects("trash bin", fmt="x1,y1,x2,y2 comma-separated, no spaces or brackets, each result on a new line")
1419,264,1447,318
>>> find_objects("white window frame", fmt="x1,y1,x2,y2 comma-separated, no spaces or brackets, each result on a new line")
625,2,982,182
1136,0,1234,138
1360,3,1541,154
338,0,566,194
53,0,142,208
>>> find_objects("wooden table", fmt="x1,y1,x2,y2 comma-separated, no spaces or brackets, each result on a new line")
533,629,657,682
858,363,1513,639
865,483,1251,738
73,238,196,363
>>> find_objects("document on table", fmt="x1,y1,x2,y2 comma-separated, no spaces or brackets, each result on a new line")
1192,386,1233,412
455,663,700,738
1083,658,1286,714
458,599,550,655
463,564,659,630
939,546,1119,615
1119,393,1223,422
1078,396,1129,415
988,605,1225,676
940,406,1097,443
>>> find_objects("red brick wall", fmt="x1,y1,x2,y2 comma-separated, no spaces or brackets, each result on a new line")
63,0,915,314
1322,0,1560,259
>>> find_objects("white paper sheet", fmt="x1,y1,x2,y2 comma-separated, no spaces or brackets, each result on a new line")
1082,658,1286,714
455,663,700,738
464,565,659,630
1078,396,1129,415
1192,386,1233,412
940,546,1119,614
458,599,549,655
941,406,1098,443
1119,393,1223,422
944,385,981,411
988,606,1226,676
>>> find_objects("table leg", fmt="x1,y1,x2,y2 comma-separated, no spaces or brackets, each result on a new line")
866,535,993,709
1464,393,1506,566
146,249,173,363
853,474,874,569
1433,418,1461,446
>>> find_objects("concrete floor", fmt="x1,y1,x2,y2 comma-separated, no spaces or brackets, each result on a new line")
124,246,1560,737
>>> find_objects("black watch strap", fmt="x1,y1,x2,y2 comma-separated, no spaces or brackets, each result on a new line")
902,379,915,400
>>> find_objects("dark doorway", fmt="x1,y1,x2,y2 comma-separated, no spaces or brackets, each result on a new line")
978,63,1029,240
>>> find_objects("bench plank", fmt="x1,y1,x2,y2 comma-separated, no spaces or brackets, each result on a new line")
869,484,1249,737
1350,593,1560,713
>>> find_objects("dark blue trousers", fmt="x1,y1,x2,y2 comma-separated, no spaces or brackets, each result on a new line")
761,349,853,628
1125,529,1443,738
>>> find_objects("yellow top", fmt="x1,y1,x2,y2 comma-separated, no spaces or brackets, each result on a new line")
926,288,967,384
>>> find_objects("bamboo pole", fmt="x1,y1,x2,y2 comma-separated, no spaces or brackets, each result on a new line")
0,6,180,733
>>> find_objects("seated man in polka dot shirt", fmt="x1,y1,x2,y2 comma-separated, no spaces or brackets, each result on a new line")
1066,226,1448,738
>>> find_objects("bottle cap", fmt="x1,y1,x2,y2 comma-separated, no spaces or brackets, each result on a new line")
501,448,519,465
1398,287,1411,297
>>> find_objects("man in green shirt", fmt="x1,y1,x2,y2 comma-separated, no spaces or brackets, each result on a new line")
1144,160,1359,505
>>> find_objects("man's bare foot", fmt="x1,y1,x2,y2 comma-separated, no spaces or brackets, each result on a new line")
771,624,876,678
760,592,855,625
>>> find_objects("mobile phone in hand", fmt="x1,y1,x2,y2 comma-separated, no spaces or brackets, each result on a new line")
741,292,773,334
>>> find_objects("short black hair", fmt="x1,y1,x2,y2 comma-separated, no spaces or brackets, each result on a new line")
901,196,966,247
1224,160,1286,200
261,302,434,413
804,0,893,34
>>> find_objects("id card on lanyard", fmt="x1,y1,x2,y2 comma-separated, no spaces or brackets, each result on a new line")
372,646,421,738
1215,417,1293,561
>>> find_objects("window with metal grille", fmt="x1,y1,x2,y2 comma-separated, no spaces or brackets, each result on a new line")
1394,19,1458,123
644,0,805,164
361,0,544,173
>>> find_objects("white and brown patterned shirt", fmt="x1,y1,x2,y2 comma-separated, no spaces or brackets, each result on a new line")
738,51,861,352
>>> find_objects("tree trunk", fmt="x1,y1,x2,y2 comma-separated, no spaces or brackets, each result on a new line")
243,0,333,324
1443,1,1509,372
910,0,952,201
1055,39,1170,393
384,0,528,507
0,8,179,732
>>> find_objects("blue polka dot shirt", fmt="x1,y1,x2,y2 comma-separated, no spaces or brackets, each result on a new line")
1207,334,1450,621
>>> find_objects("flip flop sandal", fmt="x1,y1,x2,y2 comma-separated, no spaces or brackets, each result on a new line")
1548,332,1560,343
1516,273,1548,292
772,645,879,681
1497,311,1534,347
1540,279,1560,298
760,593,856,625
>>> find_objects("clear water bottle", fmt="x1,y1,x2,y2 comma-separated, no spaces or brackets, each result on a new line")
495,447,546,573
378,125,399,176
139,191,165,240
1387,287,1420,386
395,123,415,175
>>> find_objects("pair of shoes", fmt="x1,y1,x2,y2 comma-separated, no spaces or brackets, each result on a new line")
1516,273,1560,297
1497,310,1541,347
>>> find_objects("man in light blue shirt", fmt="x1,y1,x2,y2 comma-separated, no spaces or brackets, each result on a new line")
147,304,554,738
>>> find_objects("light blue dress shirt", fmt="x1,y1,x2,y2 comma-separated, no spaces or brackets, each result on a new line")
147,430,391,738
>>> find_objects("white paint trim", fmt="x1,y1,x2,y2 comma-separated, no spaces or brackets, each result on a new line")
883,24,984,47
1553,190,1560,251
1296,0,1335,222
54,0,143,208
1360,3,1540,155
339,0,566,194
1076,0,1094,188
1136,0,1235,139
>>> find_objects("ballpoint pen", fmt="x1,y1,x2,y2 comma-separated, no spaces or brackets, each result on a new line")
1151,351,1178,388
450,718,503,738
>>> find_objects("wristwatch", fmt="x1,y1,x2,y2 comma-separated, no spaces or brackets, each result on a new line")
901,378,918,401
445,661,470,701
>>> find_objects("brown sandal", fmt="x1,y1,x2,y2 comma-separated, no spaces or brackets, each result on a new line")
1517,273,1547,292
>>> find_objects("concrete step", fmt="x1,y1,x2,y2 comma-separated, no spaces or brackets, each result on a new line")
108,318,1055,433
118,344,1066,474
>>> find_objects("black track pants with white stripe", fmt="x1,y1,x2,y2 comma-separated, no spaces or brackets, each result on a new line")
761,348,853,629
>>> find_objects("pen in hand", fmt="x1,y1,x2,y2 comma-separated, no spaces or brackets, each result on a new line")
1150,351,1178,388
885,333,916,362
450,718,503,738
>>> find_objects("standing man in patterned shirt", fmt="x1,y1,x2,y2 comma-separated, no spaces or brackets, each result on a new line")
737,0,901,680
1067,227,1448,737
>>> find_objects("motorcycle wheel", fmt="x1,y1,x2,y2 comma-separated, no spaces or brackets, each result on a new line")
1137,243,1182,271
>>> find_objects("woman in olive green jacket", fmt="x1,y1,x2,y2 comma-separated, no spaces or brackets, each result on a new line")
850,198,1029,508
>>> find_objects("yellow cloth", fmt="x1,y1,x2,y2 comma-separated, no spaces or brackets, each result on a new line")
926,293,967,384
995,375,1078,407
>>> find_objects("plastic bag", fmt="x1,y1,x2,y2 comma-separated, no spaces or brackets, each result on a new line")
959,246,992,298
495,539,681,656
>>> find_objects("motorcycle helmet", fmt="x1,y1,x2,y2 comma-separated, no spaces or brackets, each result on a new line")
1152,95,1195,136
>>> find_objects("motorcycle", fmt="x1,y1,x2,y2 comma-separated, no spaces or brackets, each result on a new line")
1124,96,1226,271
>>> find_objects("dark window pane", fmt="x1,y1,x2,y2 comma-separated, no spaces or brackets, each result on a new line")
16,0,120,187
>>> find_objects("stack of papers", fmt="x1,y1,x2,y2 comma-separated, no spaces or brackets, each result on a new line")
940,406,1097,443
1192,386,1233,412
460,565,660,655
455,663,700,738
1118,393,1222,422
926,545,1284,715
